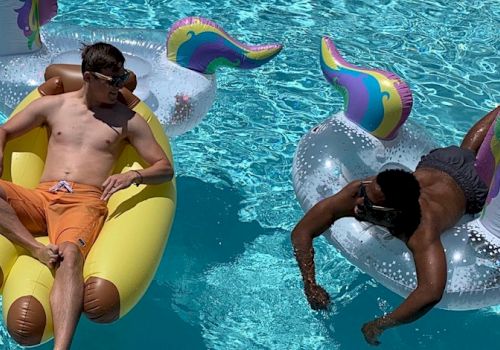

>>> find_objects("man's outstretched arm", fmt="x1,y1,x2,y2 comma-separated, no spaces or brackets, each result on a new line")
361,229,446,346
291,182,358,310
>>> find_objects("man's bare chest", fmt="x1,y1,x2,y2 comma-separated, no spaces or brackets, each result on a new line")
47,115,125,151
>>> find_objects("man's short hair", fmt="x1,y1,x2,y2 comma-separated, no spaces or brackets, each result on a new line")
80,42,125,74
376,169,421,237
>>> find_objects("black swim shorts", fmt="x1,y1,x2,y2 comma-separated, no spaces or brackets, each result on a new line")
416,145,488,214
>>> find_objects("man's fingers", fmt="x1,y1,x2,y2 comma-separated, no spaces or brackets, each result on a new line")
102,177,111,188
362,327,381,347
47,243,58,252
101,176,117,198
101,181,116,200
103,184,117,201
102,180,129,200
101,174,133,200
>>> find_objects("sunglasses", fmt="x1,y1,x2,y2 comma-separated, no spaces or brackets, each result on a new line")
356,181,401,228
91,69,131,88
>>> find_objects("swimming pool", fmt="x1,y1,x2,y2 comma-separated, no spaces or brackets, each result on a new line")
0,0,499,349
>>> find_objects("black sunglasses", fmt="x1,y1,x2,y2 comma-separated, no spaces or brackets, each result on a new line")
356,181,402,228
91,69,131,88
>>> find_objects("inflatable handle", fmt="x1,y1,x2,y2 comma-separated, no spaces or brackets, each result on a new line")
320,37,412,140
167,16,283,74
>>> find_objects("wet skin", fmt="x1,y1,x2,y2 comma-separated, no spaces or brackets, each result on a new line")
291,106,499,346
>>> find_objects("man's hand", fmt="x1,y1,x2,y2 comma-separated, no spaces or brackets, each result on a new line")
32,243,60,269
101,171,137,201
304,283,331,310
361,320,383,346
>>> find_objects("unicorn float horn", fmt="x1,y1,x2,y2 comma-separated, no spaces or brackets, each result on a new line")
320,37,412,140
167,17,283,74
0,0,58,56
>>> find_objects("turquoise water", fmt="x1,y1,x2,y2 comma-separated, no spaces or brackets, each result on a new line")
0,0,499,349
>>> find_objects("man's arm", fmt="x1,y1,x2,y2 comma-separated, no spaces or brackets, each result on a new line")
101,113,174,200
0,96,59,268
461,105,499,153
362,228,446,345
0,96,53,174
291,181,359,310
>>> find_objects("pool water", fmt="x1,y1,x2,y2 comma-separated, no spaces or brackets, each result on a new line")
0,0,499,349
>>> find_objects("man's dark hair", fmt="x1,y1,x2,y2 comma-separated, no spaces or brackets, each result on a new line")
376,169,421,237
80,42,125,74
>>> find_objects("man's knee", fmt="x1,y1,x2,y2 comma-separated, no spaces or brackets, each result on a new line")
58,243,84,271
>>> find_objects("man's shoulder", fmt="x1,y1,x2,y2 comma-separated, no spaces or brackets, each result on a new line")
26,93,65,115
40,91,74,108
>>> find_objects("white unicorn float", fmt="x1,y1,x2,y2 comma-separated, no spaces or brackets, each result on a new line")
0,0,282,136
292,37,500,310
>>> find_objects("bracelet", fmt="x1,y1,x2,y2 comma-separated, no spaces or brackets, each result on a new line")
131,170,143,186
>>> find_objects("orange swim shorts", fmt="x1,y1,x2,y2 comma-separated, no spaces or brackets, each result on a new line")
0,179,108,258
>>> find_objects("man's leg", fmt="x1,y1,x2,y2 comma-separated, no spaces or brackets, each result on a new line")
0,185,58,268
461,106,499,154
50,242,84,350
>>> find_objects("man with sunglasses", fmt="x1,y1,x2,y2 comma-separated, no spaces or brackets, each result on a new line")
291,106,499,345
0,42,174,350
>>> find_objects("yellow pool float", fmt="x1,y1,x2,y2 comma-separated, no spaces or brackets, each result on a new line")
0,67,176,345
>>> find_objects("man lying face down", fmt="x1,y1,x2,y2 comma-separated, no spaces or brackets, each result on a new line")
291,106,499,346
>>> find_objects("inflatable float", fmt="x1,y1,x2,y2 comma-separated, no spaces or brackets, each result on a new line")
292,36,500,310
0,2,282,136
0,68,175,345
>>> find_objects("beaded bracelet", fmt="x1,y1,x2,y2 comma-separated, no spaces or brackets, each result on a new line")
131,170,143,186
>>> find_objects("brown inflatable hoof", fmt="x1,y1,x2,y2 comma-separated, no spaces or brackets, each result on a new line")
83,277,120,323
7,296,46,346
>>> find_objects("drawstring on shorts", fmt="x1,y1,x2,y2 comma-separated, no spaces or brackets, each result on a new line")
48,180,74,193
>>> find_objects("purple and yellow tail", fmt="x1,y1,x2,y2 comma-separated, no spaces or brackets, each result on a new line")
320,37,412,140
167,17,282,74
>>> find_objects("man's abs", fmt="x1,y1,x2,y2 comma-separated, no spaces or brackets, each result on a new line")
40,149,119,187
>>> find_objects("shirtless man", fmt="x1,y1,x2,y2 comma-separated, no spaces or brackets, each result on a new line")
291,106,499,346
0,43,173,350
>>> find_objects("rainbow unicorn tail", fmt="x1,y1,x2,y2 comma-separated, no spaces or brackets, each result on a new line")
167,17,282,74
1,0,58,55
320,37,412,140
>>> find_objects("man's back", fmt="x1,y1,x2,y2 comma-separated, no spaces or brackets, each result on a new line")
40,89,135,187
413,167,467,242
